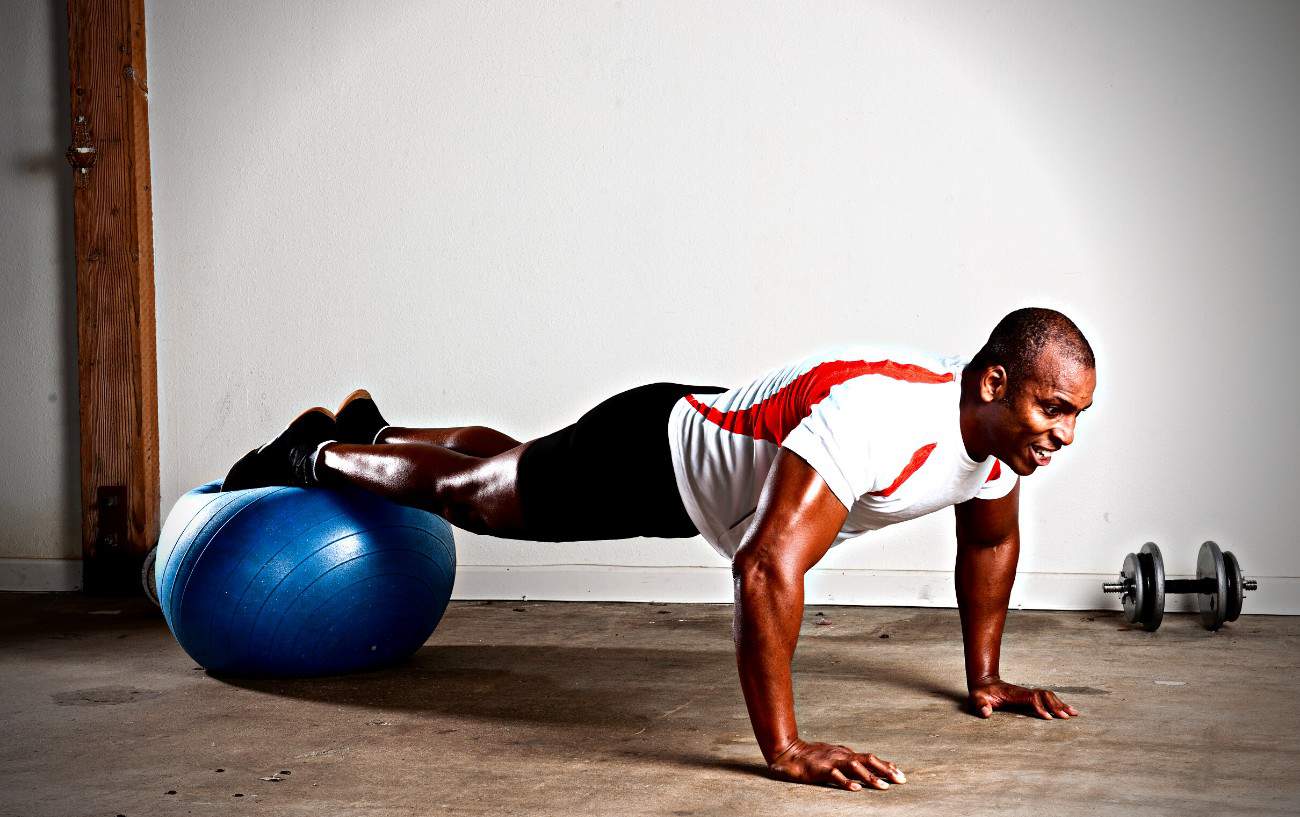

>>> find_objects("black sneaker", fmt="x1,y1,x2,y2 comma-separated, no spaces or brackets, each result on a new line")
334,389,390,445
220,407,337,491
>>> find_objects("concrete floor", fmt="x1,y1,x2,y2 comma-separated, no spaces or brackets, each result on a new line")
1,594,1297,817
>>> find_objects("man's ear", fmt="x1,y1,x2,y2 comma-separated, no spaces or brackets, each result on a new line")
980,365,1008,403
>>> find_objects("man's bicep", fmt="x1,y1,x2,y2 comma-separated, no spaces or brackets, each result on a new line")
954,480,1021,547
733,448,850,576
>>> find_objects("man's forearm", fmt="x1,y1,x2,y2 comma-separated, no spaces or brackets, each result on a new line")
954,533,1019,688
732,562,805,764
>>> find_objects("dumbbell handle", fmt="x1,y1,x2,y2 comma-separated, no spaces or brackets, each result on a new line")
1102,577,1258,594
1164,578,1214,594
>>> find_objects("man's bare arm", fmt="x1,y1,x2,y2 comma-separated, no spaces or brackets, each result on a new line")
732,448,905,791
954,482,1078,719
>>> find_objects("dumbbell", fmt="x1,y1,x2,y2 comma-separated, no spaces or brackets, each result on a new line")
1101,541,1258,631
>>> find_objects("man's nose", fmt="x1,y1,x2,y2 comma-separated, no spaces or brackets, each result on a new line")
1052,417,1076,447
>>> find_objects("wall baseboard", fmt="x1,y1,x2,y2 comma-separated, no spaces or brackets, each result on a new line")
0,559,82,592
450,564,1300,615
4,559,1294,616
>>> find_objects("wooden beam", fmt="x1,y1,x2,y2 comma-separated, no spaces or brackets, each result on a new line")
66,0,159,594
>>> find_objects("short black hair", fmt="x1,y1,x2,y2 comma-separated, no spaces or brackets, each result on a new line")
967,307,1095,394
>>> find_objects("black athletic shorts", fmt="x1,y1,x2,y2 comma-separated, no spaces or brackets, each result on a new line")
515,382,727,542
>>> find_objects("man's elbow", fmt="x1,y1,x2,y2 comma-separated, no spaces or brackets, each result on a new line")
958,523,1021,550
957,532,1018,552
731,549,801,595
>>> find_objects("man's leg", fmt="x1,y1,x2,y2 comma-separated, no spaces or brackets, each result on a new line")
375,425,522,458
333,390,521,458
316,441,532,538
311,381,718,543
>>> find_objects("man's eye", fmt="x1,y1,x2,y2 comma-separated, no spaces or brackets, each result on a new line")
1044,406,1059,417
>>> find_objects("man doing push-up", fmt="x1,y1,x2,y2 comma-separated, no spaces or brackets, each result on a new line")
222,306,1097,793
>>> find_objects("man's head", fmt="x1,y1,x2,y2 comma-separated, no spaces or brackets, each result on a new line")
960,308,1096,476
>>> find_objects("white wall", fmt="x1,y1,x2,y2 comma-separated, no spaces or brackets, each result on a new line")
6,1,1297,612
0,0,82,590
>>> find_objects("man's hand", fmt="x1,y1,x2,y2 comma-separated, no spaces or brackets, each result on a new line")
768,738,907,792
968,679,1079,720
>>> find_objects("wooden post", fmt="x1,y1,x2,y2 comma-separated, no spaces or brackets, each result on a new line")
65,0,159,594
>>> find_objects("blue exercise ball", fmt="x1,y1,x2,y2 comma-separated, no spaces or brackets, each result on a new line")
155,480,456,678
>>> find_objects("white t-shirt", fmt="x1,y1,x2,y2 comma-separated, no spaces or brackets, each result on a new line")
667,345,1019,560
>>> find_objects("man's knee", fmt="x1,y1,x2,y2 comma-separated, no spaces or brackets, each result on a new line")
430,453,526,535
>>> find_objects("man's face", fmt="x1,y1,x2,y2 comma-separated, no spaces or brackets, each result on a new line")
988,352,1096,476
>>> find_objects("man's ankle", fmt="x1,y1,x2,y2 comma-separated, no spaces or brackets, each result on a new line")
307,439,339,486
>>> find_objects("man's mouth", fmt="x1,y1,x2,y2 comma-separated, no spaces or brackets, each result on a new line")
1030,444,1054,467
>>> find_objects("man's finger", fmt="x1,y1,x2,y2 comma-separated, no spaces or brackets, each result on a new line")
1045,692,1072,718
863,753,906,784
1030,694,1053,719
1042,691,1068,718
828,768,860,791
848,759,888,790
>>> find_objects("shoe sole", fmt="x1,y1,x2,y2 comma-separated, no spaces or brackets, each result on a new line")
336,388,373,416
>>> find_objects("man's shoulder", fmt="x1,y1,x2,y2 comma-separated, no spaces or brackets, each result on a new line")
788,345,966,396
783,345,962,444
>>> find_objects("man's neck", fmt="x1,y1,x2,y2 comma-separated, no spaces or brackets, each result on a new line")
957,370,990,462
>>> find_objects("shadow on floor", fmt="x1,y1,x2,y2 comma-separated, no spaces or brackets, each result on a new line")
221,642,965,727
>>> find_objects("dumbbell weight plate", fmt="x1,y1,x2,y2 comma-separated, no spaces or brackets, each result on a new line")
1197,540,1228,630
1140,542,1165,631
1223,550,1244,623
1120,552,1145,626
140,544,160,608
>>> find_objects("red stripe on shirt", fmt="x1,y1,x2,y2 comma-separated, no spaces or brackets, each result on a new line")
684,358,953,445
985,460,1001,482
870,443,938,498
